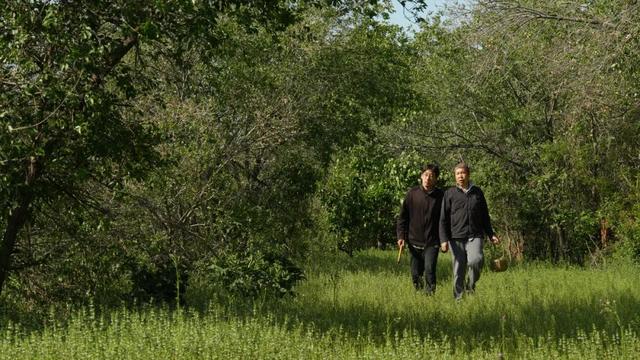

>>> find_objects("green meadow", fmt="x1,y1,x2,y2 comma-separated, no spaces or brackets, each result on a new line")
2,249,639,359
4,1,640,359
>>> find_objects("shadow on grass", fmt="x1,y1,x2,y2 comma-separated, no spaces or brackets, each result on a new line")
269,290,640,352
275,251,640,351
309,248,453,280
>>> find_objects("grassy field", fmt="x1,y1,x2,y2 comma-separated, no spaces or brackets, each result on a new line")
2,249,640,359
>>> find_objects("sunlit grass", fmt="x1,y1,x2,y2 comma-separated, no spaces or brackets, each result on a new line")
1,249,640,359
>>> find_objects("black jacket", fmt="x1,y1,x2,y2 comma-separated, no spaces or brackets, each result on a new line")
396,186,444,248
439,185,494,242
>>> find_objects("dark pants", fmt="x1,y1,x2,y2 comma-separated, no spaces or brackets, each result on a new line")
408,244,440,294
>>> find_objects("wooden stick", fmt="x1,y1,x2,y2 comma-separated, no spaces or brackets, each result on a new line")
396,242,404,263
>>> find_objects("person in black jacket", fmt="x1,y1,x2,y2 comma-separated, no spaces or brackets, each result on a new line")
439,162,500,300
397,164,445,294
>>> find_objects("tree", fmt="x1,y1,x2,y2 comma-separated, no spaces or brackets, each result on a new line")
122,9,422,301
0,0,360,298
399,0,640,262
0,0,433,303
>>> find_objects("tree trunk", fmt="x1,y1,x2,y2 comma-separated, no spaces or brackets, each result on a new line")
556,225,566,263
0,157,37,297
0,198,32,297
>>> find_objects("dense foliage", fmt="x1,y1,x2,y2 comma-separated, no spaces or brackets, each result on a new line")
321,0,640,264
1,0,639,314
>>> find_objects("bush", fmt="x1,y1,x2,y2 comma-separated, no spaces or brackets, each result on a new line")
320,145,440,254
185,249,304,309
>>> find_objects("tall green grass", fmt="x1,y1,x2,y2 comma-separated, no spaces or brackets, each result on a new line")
1,249,640,359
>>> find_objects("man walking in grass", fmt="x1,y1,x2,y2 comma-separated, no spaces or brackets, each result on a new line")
396,164,445,295
439,162,500,300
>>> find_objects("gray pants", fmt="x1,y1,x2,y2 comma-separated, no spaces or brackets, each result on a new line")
449,237,484,300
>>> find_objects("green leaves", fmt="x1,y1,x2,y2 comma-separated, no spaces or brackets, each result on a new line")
1,0,375,300
321,144,425,253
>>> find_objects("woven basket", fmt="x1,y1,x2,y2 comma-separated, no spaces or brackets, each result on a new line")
491,256,508,272
490,248,509,272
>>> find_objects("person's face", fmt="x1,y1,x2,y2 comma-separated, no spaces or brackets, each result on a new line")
455,167,470,188
421,169,437,190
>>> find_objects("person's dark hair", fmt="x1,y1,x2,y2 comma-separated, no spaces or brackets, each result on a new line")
454,162,470,174
421,163,440,178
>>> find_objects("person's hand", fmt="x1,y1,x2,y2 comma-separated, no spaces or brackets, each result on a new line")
397,239,405,248
440,242,448,253
490,235,500,245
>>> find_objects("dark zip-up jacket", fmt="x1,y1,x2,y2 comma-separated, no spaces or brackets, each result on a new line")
439,185,494,242
396,186,444,248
